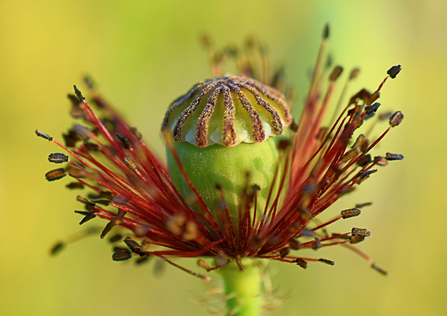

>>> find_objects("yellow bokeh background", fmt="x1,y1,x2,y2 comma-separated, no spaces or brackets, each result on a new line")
0,1,444,315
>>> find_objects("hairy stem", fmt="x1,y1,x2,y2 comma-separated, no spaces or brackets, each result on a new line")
218,259,261,316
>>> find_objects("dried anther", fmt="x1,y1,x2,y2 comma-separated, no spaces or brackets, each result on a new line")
351,227,371,237
389,111,404,127
385,152,404,161
45,168,66,181
341,208,361,219
48,153,69,163
35,130,53,141
318,258,335,265
387,65,402,79
123,237,145,256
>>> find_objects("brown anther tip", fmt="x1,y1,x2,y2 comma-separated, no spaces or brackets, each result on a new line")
45,168,66,181
341,208,361,219
329,66,343,81
279,248,290,258
350,68,360,80
356,202,372,208
318,258,335,266
389,111,404,127
351,227,371,237
278,139,292,151
48,153,69,164
371,263,388,276
112,250,132,261
35,130,53,141
108,234,122,243
295,258,308,269
83,76,95,90
73,85,85,102
124,237,145,256
385,152,404,161
290,120,298,132
323,23,330,39
50,242,65,256
387,65,401,79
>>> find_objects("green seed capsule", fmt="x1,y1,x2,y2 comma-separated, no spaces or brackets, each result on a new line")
163,76,293,224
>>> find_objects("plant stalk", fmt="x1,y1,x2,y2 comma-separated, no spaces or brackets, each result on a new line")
218,259,261,316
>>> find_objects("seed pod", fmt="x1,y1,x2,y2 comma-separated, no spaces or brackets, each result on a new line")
163,76,293,224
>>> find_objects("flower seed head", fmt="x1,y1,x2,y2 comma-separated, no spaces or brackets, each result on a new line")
162,76,293,148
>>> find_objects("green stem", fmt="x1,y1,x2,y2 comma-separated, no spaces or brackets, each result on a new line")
218,259,261,316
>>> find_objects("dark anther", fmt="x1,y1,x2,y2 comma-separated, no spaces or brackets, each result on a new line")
124,237,145,256
75,210,96,225
295,258,308,269
67,94,82,106
312,238,322,250
360,139,369,153
351,227,371,237
289,239,301,250
50,242,64,256
72,124,91,140
358,169,377,179
278,139,292,151
350,68,360,80
76,195,94,205
84,142,99,151
290,120,298,132
365,102,381,115
371,263,388,276
279,248,290,258
357,154,372,167
116,133,132,149
128,126,142,140
351,134,365,150
389,111,404,127
73,85,85,102
387,65,402,79
66,165,86,179
356,202,372,208
112,249,132,261
350,235,366,244
83,76,95,90
35,130,53,141
318,258,335,266
45,168,66,181
323,23,330,39
108,234,122,243
123,156,137,172
385,152,404,161
48,153,69,164
341,208,361,219
349,89,372,106
63,130,81,147
66,182,84,189
101,211,125,239
100,191,116,199
342,149,358,162
329,66,343,81
135,255,151,265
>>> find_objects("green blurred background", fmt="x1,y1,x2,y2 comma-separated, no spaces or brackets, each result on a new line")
0,0,444,315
